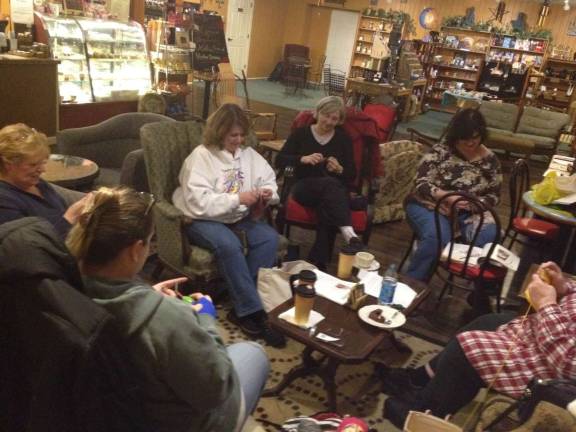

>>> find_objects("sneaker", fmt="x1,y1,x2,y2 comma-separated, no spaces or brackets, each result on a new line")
348,236,365,252
377,366,425,401
227,310,286,348
259,321,287,348
226,310,262,337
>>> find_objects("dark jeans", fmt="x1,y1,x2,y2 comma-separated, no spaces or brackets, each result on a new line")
291,176,351,265
420,312,516,417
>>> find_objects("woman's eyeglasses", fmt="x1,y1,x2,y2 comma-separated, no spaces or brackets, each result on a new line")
138,192,156,216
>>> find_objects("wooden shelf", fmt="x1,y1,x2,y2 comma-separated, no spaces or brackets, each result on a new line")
354,52,373,57
489,46,545,55
432,64,479,73
547,58,576,66
436,75,477,83
357,40,373,44
442,27,492,35
358,28,390,34
435,46,486,55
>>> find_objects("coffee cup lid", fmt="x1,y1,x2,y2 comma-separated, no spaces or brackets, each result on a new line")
295,284,315,298
340,244,357,255
299,269,317,282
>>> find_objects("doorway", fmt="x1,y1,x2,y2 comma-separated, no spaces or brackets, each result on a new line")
226,0,254,75
324,10,359,75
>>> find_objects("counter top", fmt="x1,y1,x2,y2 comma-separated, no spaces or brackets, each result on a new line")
0,54,59,65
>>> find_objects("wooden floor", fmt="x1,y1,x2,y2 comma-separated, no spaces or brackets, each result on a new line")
188,96,549,345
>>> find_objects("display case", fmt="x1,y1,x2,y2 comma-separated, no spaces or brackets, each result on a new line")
34,13,92,103
77,18,151,102
35,12,152,103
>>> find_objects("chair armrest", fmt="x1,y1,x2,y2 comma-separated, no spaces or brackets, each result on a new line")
407,128,438,148
153,201,192,270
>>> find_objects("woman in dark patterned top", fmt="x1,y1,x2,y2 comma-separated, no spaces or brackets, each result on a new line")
405,109,502,281
276,96,362,269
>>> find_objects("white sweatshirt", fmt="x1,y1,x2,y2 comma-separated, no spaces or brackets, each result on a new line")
172,144,279,224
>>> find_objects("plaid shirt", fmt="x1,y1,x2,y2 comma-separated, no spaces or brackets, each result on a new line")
458,281,576,398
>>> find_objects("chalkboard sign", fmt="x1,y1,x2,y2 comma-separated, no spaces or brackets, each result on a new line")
192,14,229,71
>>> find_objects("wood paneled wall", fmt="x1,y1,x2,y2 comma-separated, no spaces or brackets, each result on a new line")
247,0,576,78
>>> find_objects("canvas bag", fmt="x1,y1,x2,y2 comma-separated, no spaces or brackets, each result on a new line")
257,260,317,312
404,411,463,432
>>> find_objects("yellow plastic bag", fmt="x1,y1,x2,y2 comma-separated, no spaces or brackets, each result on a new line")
532,172,562,205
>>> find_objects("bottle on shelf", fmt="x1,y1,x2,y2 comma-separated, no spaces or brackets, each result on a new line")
378,263,398,305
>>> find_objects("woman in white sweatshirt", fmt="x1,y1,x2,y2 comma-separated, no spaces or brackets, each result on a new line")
173,104,285,347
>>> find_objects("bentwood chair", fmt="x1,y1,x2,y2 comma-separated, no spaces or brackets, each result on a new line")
432,192,507,312
503,158,560,251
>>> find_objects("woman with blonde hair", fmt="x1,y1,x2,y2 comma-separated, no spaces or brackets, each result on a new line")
0,123,89,236
172,103,284,347
276,96,362,270
67,186,270,432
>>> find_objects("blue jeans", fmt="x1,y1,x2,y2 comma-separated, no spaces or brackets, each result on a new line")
185,218,278,317
227,341,269,427
405,201,498,281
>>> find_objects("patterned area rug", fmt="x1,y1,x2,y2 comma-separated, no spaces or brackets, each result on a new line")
216,306,442,432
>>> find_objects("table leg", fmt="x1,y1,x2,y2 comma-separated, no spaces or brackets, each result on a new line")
262,347,342,411
202,80,212,119
262,346,318,397
316,357,339,412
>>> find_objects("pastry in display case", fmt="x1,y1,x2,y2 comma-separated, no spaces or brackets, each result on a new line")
34,12,152,103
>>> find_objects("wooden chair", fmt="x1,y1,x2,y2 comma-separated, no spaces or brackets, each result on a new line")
212,63,279,142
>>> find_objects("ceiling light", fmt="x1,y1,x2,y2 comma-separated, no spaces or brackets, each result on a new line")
565,0,571,11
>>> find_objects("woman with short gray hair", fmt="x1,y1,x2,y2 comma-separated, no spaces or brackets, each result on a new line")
276,96,363,270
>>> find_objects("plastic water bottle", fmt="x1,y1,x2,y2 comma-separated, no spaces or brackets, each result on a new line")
379,263,398,305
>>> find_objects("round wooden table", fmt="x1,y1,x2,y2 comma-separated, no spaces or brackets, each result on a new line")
42,154,99,189
523,191,576,267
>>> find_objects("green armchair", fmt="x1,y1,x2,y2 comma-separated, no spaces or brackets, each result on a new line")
140,120,287,284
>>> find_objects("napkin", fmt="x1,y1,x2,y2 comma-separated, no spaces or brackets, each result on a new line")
278,307,325,329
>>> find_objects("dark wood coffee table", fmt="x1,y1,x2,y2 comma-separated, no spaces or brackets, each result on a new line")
262,275,430,411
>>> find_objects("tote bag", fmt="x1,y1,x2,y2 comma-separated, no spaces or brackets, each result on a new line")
257,260,317,312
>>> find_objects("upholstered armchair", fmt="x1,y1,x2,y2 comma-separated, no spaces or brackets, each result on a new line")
57,112,174,187
140,120,286,283
373,140,425,223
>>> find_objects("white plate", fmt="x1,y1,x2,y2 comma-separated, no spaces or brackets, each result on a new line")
358,305,406,329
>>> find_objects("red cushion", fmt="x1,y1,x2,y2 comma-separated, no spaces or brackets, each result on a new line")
363,104,396,142
512,217,560,241
285,196,367,232
446,261,508,281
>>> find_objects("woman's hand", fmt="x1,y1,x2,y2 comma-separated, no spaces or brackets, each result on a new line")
540,262,571,297
259,188,273,204
300,153,324,165
527,273,558,311
153,277,188,297
189,293,214,313
326,156,343,174
239,190,259,206
64,193,93,224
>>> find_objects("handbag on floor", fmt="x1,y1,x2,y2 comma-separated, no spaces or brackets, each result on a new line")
257,260,317,312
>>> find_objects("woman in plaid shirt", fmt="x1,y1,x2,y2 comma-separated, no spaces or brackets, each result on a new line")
383,261,576,429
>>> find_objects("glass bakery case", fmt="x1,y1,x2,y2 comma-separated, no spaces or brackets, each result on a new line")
35,12,152,103
34,13,92,103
